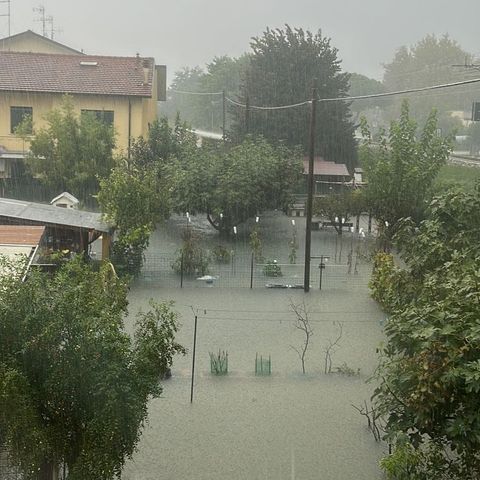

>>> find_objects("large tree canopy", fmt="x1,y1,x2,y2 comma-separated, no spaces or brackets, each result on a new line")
230,25,357,171
168,136,302,234
383,34,474,125
371,184,480,478
0,258,185,480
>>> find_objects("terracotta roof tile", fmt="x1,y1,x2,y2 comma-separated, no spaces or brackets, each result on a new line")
303,157,350,177
0,51,155,97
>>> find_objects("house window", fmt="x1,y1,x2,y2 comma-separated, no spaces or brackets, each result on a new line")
81,109,114,126
10,106,33,134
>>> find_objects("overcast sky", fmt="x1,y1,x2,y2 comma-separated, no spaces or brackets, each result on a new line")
3,0,480,83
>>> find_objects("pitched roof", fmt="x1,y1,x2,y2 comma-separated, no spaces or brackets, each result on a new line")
0,51,155,97
0,30,83,55
0,198,111,233
303,157,350,177
50,192,80,206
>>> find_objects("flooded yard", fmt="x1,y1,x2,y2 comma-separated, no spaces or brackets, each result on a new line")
122,212,386,479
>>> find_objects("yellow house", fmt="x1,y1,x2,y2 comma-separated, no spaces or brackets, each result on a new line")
0,38,167,178
0,29,84,55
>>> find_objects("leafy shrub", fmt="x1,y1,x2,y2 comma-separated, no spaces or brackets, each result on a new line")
263,260,282,277
172,228,209,276
211,245,231,264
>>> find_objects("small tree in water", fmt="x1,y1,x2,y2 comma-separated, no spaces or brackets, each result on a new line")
172,227,209,276
289,300,313,374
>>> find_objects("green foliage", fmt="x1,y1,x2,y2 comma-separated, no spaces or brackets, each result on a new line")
435,164,480,192
380,437,450,480
172,227,209,276
334,362,360,376
0,257,184,479
230,25,357,170
169,136,302,234
211,245,231,264
166,56,249,132
288,229,298,264
249,229,263,261
98,160,168,277
314,189,365,234
25,97,116,202
383,34,473,123
361,101,452,237
209,350,229,375
263,260,282,277
348,73,387,114
372,184,480,478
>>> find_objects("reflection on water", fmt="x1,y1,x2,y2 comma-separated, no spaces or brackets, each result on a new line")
122,212,385,480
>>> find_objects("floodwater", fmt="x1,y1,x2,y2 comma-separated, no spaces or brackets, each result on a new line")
122,212,386,480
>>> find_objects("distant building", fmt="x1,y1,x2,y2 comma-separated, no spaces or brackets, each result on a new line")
50,192,80,209
302,157,351,195
0,31,167,178
289,157,351,217
0,29,83,55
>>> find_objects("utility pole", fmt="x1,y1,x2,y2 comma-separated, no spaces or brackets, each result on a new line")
0,0,11,37
222,90,226,144
304,79,318,293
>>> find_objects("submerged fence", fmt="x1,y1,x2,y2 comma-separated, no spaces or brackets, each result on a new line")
138,251,372,290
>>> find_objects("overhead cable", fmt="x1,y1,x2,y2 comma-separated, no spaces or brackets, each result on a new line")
224,77,480,110
225,96,311,111
170,89,223,96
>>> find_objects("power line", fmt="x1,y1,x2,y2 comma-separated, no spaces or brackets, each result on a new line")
319,77,480,103
170,89,223,96
223,77,480,111
226,96,311,111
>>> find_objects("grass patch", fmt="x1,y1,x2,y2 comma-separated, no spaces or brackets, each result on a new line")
436,164,480,191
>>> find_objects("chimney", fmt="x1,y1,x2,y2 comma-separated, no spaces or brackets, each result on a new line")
142,58,150,85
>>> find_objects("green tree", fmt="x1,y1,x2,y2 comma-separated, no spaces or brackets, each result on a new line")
314,189,364,235
230,25,357,171
361,101,452,240
383,34,473,124
0,257,185,480
168,136,302,234
348,72,387,113
166,56,248,132
97,161,169,277
25,97,116,202
371,184,480,478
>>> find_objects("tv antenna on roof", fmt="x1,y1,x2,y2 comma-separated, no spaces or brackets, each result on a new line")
46,15,62,40
33,4,48,37
0,0,11,37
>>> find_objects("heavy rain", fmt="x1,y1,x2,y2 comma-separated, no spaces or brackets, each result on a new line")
1,1,480,479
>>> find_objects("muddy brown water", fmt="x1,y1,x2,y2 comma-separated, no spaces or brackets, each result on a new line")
122,212,386,480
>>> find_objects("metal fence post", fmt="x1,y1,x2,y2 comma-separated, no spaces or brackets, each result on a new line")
180,251,184,288
250,252,254,289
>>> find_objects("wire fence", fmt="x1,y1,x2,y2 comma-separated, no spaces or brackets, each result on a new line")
138,251,372,290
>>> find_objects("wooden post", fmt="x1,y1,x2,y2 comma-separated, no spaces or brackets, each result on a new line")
190,314,198,403
101,232,111,259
